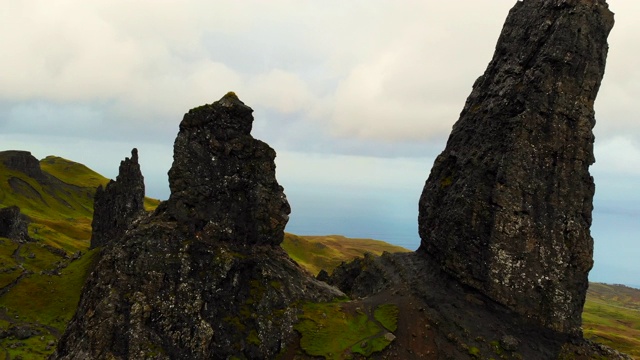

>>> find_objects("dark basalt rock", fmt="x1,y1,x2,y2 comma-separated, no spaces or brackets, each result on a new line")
0,150,48,183
417,0,613,335
167,92,290,246
90,149,145,249
52,94,341,360
0,206,31,243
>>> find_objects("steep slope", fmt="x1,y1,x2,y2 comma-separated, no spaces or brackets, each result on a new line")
0,151,104,251
0,151,159,359
583,284,640,358
0,151,107,358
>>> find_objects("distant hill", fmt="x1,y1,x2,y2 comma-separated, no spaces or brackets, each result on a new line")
0,151,637,359
282,233,410,276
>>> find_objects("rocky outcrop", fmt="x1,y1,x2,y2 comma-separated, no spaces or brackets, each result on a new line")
90,149,145,249
52,93,341,360
0,206,31,243
0,151,48,183
167,92,290,246
417,0,613,335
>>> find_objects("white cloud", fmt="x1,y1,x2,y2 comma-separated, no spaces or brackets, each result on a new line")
593,137,640,176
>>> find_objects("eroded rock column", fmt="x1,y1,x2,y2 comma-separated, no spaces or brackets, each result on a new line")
418,0,613,335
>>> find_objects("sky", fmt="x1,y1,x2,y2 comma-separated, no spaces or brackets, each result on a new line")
1,1,639,286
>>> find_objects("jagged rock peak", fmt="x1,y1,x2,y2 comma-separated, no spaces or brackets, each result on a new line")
418,0,613,335
0,206,31,243
90,148,145,249
52,97,342,360
167,92,290,246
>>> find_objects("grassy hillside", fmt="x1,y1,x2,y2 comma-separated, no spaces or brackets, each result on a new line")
282,233,410,276
0,152,638,359
583,283,640,358
0,153,159,359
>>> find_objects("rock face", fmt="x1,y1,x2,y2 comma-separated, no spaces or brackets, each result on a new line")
417,0,613,335
0,151,48,183
167,92,290,246
90,149,145,249
0,206,31,242
52,93,341,360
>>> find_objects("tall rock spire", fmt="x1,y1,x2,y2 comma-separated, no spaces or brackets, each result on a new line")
90,148,145,248
166,91,290,245
418,0,613,335
52,94,339,360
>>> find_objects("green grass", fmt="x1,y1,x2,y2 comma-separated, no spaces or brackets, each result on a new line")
374,304,398,332
281,233,410,276
294,300,396,359
39,156,109,189
0,248,99,332
144,197,161,211
582,286,640,359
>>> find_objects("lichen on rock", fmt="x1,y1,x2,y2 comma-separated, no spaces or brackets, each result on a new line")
52,93,341,360
417,0,614,335
167,91,290,246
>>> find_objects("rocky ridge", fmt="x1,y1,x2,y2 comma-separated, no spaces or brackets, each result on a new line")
0,150,50,184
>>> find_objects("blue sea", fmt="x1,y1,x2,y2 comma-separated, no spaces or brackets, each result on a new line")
283,184,421,251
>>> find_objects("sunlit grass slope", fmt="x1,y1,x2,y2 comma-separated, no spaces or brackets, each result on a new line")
583,283,640,359
0,153,160,359
281,233,410,276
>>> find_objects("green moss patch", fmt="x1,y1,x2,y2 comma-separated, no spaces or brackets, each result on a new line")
374,304,398,332
294,301,396,359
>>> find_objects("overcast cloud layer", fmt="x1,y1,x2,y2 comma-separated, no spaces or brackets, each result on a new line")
1,1,638,285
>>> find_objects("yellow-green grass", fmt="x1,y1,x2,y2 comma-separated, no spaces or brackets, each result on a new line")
583,291,640,359
0,248,99,332
144,197,161,211
19,243,66,273
0,238,19,265
294,301,396,359
3,332,59,360
0,154,162,358
40,156,109,189
281,233,410,276
374,304,399,332
0,165,93,219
